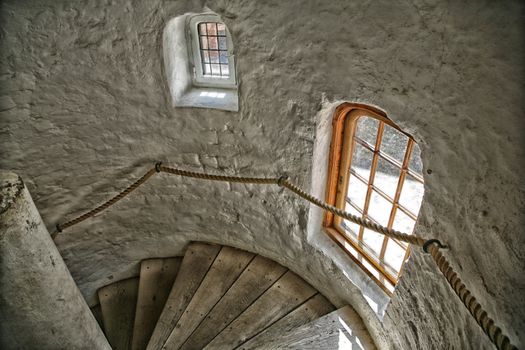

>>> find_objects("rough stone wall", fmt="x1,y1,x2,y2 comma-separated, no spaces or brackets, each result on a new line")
0,0,523,349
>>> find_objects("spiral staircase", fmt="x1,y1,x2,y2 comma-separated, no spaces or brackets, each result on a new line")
90,242,376,350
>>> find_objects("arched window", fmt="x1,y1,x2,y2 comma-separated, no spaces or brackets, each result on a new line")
324,103,424,294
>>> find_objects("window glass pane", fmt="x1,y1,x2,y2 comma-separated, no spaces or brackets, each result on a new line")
347,174,368,210
221,64,229,77
409,143,423,176
218,36,227,50
210,64,221,75
217,23,226,36
209,50,219,64
367,190,393,227
343,203,361,237
374,157,400,199
392,209,416,236
362,228,384,257
206,23,217,35
208,36,218,49
198,23,207,34
219,51,229,64
384,240,406,273
343,220,360,239
355,117,379,147
350,142,373,181
200,36,208,50
201,51,210,63
399,173,424,215
203,64,211,75
380,124,408,163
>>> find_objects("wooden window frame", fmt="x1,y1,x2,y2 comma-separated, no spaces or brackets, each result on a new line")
324,103,423,295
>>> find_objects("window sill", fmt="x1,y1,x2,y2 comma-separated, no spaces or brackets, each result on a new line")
174,87,238,112
324,226,394,296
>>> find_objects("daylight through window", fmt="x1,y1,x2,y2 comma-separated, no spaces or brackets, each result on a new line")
197,22,230,78
325,104,425,294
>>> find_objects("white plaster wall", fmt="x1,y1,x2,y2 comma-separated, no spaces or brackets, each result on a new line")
0,0,523,349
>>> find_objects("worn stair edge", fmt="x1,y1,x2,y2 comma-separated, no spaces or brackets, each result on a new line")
163,247,255,350
253,305,377,350
99,277,140,350
238,293,335,350
203,270,317,350
132,257,182,350
180,255,288,350
146,242,221,350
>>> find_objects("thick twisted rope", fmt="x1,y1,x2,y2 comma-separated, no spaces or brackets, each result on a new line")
51,167,157,239
279,177,426,247
50,162,517,350
427,243,517,350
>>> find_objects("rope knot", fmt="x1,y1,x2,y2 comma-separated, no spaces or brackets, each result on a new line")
423,239,446,253
277,175,289,187
155,161,163,173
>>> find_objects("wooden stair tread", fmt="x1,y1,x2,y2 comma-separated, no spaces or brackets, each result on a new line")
252,306,377,350
99,277,139,350
92,243,372,350
238,293,335,350
131,257,182,350
146,242,221,350
203,270,317,350
163,246,255,349
179,255,287,350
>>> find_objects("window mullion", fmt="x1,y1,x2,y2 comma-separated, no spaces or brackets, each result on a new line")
359,122,384,242
216,23,222,77
379,139,414,271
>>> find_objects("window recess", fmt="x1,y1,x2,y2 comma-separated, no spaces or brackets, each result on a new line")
324,103,425,294
163,12,238,111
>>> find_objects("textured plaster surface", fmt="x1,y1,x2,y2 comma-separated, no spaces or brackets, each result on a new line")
0,0,524,349
163,13,239,111
0,172,110,350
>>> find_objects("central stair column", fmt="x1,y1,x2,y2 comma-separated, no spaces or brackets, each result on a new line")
0,171,111,350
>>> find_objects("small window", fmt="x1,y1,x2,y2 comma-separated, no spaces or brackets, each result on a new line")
163,12,238,111
188,15,236,88
197,22,230,78
324,103,425,294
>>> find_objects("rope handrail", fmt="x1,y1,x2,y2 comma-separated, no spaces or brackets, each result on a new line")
51,162,517,350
